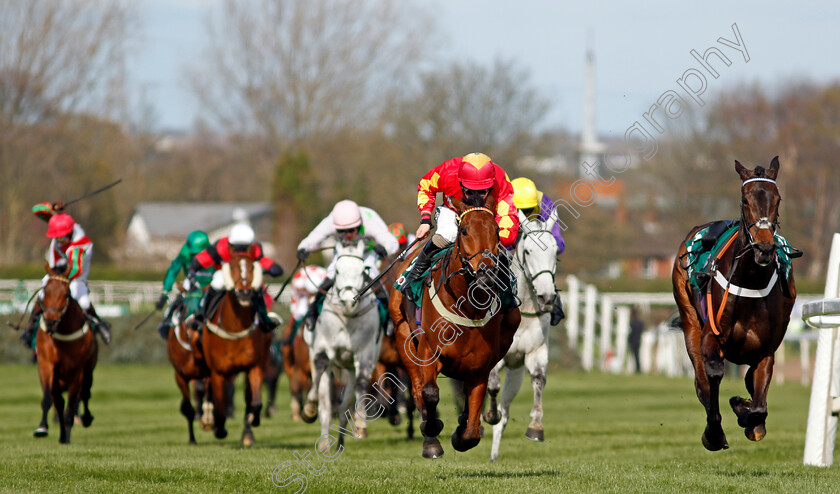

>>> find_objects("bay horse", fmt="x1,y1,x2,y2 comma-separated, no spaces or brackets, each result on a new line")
164,282,211,444
276,317,312,421
300,239,380,449
201,247,272,446
391,196,521,458
485,213,558,462
672,157,799,451
34,262,98,443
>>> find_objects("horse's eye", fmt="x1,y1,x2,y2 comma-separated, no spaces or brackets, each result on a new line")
742,197,749,205
460,227,468,236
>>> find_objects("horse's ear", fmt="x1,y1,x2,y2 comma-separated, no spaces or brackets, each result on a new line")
767,156,780,180
734,160,752,181
449,196,467,214
485,193,497,212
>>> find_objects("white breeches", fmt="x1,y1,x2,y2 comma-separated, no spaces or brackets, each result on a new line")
39,275,90,310
434,206,459,244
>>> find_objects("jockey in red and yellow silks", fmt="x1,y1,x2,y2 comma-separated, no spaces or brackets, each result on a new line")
402,152,519,304
21,201,111,347
416,154,519,248
188,223,284,332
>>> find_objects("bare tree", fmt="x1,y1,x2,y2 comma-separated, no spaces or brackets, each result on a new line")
0,0,135,264
387,58,550,170
191,0,431,146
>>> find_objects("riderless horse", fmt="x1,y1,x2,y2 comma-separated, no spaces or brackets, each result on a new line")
485,213,559,462
300,240,381,449
391,196,521,458
672,157,800,450
34,262,98,444
200,247,273,446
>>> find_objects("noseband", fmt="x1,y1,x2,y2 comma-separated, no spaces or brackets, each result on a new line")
738,178,780,259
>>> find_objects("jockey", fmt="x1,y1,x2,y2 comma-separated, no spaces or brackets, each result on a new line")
511,177,567,325
289,265,329,325
296,200,399,332
21,201,111,347
403,152,519,303
155,230,214,339
188,223,284,332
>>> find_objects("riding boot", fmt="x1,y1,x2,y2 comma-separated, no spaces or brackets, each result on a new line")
303,278,334,331
157,293,184,340
192,287,225,330
252,290,278,333
403,240,445,303
20,302,43,349
550,292,565,326
86,305,112,345
375,285,390,335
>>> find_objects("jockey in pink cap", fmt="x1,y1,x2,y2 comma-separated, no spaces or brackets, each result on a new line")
20,201,111,348
296,199,399,332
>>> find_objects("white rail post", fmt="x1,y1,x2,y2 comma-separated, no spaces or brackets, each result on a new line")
803,233,840,467
582,284,597,371
614,306,631,374
599,295,613,367
566,275,580,349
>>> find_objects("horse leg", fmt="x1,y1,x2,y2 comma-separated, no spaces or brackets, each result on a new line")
452,378,488,452
35,381,52,437
209,371,228,440
80,363,94,428
196,379,214,432
353,361,374,440
419,367,444,459
524,345,548,442
316,366,337,452
175,371,197,445
695,330,727,451
302,351,328,424
731,355,773,441
489,365,525,462
241,365,263,447
483,365,502,425
52,376,68,444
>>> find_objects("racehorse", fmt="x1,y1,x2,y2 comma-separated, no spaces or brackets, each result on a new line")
300,240,380,449
672,157,799,451
34,262,98,443
276,317,312,421
164,282,211,444
484,213,558,462
391,196,521,459
201,247,272,446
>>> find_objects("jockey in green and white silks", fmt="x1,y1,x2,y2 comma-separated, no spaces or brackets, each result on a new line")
296,200,399,332
155,230,214,339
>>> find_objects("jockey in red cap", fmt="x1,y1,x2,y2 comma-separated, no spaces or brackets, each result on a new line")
20,201,111,347
402,152,519,301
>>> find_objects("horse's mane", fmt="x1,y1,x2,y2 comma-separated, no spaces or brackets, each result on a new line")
463,194,486,207
753,165,767,178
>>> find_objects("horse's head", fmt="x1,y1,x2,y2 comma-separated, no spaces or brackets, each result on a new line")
332,240,369,312
736,157,781,267
41,261,72,333
517,214,558,311
222,246,262,306
450,195,500,291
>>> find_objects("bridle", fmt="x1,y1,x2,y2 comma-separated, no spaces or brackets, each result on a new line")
444,207,499,284
42,274,71,328
516,223,557,289
737,177,781,258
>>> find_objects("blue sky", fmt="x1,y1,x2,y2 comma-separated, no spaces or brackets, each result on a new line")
129,0,840,136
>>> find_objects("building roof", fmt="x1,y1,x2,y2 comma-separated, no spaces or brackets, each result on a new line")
132,202,273,238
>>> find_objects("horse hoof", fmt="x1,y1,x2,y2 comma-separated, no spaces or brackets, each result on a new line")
301,403,318,424
33,427,48,438
241,432,255,447
74,416,83,425
422,437,444,459
525,427,544,442
451,428,480,452
248,412,261,428
483,408,501,425
359,428,368,439
729,396,751,428
214,427,228,440
388,413,401,426
81,414,94,428
200,420,214,432
746,423,766,442
701,431,729,451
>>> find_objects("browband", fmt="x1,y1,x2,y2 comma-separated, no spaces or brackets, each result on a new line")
742,178,777,188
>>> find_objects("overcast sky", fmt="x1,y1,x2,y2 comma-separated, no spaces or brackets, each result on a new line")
129,0,840,137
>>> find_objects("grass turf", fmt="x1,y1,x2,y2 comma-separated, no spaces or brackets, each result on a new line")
0,363,837,493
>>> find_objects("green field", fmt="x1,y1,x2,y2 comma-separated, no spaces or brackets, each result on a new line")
1,363,838,493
